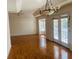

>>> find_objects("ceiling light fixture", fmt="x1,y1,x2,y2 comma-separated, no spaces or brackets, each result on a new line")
39,0,59,15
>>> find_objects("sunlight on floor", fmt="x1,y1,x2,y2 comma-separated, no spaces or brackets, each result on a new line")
54,45,68,59
39,35,46,48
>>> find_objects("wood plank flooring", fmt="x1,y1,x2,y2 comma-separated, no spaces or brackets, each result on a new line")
8,35,72,59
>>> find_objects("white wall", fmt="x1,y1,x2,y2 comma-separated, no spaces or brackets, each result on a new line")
9,12,37,36
7,15,11,56
8,0,22,13
8,0,17,13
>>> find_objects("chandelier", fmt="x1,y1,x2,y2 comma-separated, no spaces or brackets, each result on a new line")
39,0,59,15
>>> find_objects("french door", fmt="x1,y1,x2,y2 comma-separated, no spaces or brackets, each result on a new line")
53,16,70,48
38,19,46,34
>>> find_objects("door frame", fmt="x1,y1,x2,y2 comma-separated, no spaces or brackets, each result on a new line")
51,15,71,49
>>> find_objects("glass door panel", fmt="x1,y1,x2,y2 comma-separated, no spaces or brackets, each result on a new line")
53,19,59,40
61,17,68,44
39,19,46,34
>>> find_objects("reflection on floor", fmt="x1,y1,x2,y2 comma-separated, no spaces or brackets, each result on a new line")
8,35,72,59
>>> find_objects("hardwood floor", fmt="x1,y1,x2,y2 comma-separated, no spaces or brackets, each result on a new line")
8,35,72,59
